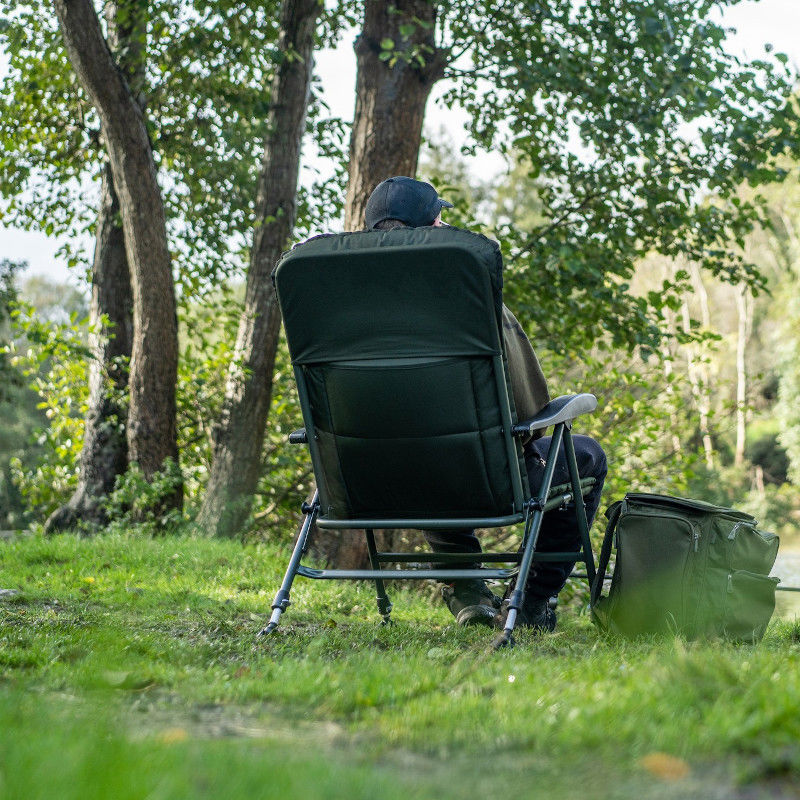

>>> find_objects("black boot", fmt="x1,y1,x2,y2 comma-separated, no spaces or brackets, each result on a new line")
495,577,557,632
495,595,557,632
442,579,502,627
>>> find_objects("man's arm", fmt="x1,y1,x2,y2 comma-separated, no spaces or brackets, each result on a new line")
502,305,550,439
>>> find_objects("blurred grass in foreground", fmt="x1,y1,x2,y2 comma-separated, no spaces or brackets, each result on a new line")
1,531,799,799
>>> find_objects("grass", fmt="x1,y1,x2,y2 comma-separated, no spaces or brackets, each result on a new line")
1,530,800,799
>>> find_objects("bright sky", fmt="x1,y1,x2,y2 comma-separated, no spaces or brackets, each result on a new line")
1,0,798,286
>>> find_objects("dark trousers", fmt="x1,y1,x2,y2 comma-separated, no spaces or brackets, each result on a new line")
424,434,607,600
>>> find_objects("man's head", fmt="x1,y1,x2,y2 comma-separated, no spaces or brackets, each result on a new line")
364,176,453,230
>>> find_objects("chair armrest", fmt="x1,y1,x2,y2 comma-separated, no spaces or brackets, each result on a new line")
288,428,308,444
511,394,597,437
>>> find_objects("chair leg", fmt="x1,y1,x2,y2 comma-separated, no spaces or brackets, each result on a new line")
493,425,564,650
563,426,597,588
258,491,319,636
365,529,393,624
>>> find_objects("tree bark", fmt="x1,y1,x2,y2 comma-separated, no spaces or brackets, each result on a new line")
735,286,751,467
343,0,447,231
198,0,321,538
684,262,714,470
54,0,181,506
45,163,133,531
659,290,682,457
316,0,446,567
46,0,142,533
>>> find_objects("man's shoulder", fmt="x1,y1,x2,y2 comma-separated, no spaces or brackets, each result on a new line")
501,305,529,339
287,227,501,258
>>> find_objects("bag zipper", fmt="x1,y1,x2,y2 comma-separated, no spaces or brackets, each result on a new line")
727,521,754,540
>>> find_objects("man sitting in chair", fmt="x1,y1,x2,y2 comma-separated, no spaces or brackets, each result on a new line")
363,176,608,633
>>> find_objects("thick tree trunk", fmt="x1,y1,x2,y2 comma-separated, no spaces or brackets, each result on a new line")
318,0,446,567
198,0,321,538
54,0,181,506
45,164,133,531
343,0,447,231
46,1,142,533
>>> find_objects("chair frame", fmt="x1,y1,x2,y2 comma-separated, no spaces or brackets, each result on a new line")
260,393,598,648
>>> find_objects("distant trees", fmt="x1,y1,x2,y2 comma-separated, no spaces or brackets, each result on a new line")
1,0,799,540
1,0,286,526
0,260,30,529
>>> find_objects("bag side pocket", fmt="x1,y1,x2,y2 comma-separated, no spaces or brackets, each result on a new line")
722,570,780,643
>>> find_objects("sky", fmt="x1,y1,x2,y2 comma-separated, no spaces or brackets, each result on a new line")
1,0,799,286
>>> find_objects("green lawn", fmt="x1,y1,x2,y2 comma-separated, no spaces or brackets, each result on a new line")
1,531,799,799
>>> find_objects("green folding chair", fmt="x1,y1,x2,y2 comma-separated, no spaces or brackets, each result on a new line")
260,226,598,647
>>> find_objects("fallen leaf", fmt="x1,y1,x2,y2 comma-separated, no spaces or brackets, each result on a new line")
157,727,189,744
640,752,690,781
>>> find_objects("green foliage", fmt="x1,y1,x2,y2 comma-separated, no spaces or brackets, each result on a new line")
0,259,43,529
175,290,241,508
251,337,311,539
437,0,800,355
103,458,185,532
3,0,800,539
776,273,800,485
747,426,790,486
0,0,285,294
548,349,698,503
0,258,23,397
5,300,90,518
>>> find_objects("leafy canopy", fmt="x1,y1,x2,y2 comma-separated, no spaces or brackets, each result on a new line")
434,0,800,353
0,0,282,294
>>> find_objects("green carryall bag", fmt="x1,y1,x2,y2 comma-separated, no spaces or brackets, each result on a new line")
590,493,780,642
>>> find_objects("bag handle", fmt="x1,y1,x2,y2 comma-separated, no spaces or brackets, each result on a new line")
590,499,624,606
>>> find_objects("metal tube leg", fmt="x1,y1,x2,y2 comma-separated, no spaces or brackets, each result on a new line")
258,491,319,637
493,426,564,650
563,427,596,589
365,529,393,624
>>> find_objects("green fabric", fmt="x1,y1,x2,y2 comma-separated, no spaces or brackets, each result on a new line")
274,227,528,522
592,493,780,642
275,227,504,365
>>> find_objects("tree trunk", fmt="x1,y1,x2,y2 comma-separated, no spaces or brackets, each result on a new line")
659,303,682,457
343,0,447,231
46,0,142,533
197,0,321,538
684,262,714,470
45,164,133,531
735,286,751,467
316,0,446,567
54,0,181,507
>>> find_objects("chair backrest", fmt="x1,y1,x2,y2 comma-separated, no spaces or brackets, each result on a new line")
274,226,528,525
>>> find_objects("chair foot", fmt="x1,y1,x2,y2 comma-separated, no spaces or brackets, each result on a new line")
380,616,393,626
257,607,283,637
492,630,515,650
257,621,279,637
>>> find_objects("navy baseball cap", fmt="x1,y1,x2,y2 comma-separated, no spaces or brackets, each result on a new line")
364,176,453,229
